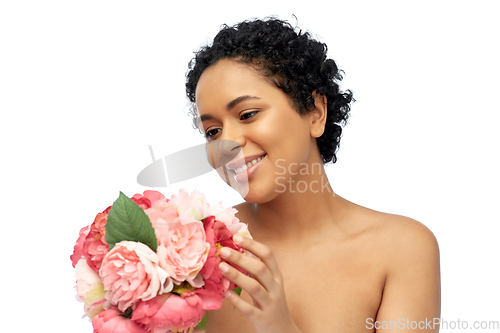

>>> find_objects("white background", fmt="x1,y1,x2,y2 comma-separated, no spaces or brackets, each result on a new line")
1,1,499,331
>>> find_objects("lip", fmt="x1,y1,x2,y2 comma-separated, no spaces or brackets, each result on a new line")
232,154,266,183
226,153,267,171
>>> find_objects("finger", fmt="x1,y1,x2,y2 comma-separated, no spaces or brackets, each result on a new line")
219,262,271,308
220,247,276,294
233,236,283,280
222,271,265,319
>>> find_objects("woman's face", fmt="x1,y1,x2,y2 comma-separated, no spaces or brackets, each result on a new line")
195,59,323,203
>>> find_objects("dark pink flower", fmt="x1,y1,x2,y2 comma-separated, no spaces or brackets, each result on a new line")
71,225,90,268
92,307,148,333
183,288,222,311
82,212,109,273
197,216,247,308
132,190,168,209
132,294,205,332
131,195,152,210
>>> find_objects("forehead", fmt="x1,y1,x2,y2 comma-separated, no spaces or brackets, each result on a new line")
195,59,275,113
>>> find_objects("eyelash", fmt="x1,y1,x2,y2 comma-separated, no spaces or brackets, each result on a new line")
204,111,258,139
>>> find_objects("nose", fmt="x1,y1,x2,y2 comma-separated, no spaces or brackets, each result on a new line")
219,139,241,155
205,123,245,169
219,122,245,156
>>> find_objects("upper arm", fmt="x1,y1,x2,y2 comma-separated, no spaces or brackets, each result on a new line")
374,218,441,332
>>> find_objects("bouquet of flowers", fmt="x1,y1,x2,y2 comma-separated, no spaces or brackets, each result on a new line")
70,189,250,333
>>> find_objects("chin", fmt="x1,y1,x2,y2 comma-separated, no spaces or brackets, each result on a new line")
238,183,279,204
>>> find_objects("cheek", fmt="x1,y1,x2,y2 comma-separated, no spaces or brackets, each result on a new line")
260,117,312,174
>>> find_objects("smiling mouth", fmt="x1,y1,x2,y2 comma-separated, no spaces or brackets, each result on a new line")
228,154,266,174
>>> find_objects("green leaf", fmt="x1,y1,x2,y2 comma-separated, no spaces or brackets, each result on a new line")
233,286,242,296
195,311,208,330
105,192,158,252
232,286,243,309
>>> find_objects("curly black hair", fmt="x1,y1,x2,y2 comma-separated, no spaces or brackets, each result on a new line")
185,18,353,164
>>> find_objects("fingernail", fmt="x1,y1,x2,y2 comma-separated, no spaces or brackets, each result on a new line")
219,262,229,273
224,290,232,297
233,235,243,244
220,247,231,258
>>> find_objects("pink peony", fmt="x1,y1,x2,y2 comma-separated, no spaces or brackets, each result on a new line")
84,282,107,319
183,288,223,311
155,220,210,286
82,212,109,273
132,294,205,332
168,189,210,222
198,215,247,308
146,201,207,286
131,195,152,210
144,190,168,207
206,202,239,226
234,222,252,239
145,201,181,229
92,307,148,333
99,241,173,312
71,225,90,268
207,202,250,236
74,258,108,319
132,190,168,210
74,258,100,298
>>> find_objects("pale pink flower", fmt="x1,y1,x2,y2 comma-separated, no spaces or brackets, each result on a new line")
99,241,173,312
74,258,108,319
74,258,101,302
146,202,206,286
234,222,252,239
169,189,210,222
145,202,182,229
84,281,107,319
207,202,239,226
155,221,210,286
132,294,205,332
145,200,209,285
92,307,148,333
207,202,250,235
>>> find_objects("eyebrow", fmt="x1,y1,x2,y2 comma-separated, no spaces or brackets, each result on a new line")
197,95,261,127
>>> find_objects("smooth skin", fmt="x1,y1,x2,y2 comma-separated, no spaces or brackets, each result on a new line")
195,59,440,332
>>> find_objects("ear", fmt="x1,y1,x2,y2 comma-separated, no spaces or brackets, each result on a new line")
309,90,327,138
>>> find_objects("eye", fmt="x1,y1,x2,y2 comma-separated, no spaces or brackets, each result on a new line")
204,128,221,139
240,111,258,120
204,111,258,139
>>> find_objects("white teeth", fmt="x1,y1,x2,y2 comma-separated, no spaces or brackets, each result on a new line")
235,165,248,174
233,155,265,174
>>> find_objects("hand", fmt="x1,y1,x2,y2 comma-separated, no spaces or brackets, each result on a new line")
218,236,301,333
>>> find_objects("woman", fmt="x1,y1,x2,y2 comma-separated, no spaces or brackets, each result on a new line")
186,18,440,333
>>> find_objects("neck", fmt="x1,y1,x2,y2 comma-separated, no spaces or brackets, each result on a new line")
247,165,348,245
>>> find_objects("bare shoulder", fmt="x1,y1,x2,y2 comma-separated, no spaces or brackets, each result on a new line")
343,200,440,277
355,206,441,318
360,207,440,301
349,199,439,253
374,211,440,261
354,208,441,323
